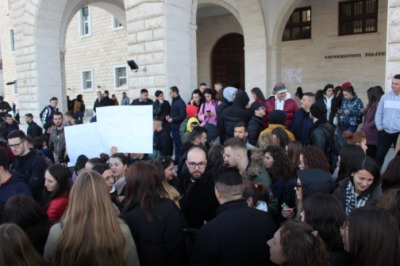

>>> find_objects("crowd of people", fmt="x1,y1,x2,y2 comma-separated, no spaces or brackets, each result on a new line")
0,76,400,266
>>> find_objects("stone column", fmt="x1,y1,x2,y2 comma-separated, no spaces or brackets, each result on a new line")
386,0,400,91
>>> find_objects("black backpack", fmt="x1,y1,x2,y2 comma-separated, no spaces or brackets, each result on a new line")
328,133,343,173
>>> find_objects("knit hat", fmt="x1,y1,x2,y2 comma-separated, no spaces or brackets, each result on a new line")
186,105,199,118
273,83,287,94
268,110,286,125
310,102,327,120
342,82,352,89
250,102,264,113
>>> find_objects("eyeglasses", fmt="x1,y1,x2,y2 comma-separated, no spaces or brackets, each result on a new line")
295,183,302,188
8,141,24,148
187,162,206,169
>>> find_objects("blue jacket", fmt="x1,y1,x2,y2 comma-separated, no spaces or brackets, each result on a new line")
0,171,32,224
289,108,314,146
338,95,364,126
170,95,186,130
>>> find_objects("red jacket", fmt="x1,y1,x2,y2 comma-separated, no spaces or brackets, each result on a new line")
263,97,298,128
46,192,69,222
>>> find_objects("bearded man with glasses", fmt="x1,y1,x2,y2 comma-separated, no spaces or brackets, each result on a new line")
178,146,219,229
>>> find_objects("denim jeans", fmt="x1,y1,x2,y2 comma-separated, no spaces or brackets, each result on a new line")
376,130,399,167
75,111,83,121
171,129,181,164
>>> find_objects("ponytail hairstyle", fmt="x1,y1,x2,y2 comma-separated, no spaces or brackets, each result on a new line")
279,220,331,266
342,131,366,145
242,180,270,206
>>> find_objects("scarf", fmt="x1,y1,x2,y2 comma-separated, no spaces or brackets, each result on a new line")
345,181,369,214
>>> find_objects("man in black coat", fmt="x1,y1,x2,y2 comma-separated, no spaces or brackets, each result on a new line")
2,114,19,140
25,113,42,138
153,118,173,157
308,102,334,161
93,91,102,113
131,88,154,105
100,90,115,107
153,90,171,129
0,96,12,119
290,92,315,145
220,90,252,144
189,168,277,266
178,146,219,229
247,102,265,146
167,86,186,164
8,130,48,203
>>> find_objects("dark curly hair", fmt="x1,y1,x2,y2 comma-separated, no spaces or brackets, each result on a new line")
264,146,294,182
300,146,330,172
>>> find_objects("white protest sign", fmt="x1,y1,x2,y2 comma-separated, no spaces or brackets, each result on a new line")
65,123,106,167
96,105,153,154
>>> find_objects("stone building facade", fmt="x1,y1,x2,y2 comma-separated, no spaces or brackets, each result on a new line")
0,0,397,124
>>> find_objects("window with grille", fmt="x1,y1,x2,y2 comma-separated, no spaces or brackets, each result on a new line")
112,16,123,30
339,0,378,36
81,70,93,91
114,66,127,89
9,29,15,52
80,6,91,36
282,7,311,41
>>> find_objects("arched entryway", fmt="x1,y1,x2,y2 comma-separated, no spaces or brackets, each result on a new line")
212,33,244,89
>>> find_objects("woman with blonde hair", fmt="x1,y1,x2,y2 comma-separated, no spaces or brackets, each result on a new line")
44,171,139,266
0,223,44,266
151,158,181,207
257,133,278,150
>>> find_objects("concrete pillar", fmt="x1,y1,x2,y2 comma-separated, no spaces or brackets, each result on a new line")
386,0,400,92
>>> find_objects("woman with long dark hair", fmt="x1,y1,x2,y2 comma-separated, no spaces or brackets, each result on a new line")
286,141,302,172
333,156,382,214
298,146,331,173
3,195,52,256
44,171,139,266
338,84,364,133
381,156,400,192
334,144,365,185
0,223,44,266
302,194,348,266
363,86,384,158
341,207,400,266
198,88,220,126
73,94,85,121
271,127,290,149
264,146,295,207
330,86,343,124
120,161,187,266
43,164,72,222
251,87,266,103
109,153,128,196
267,220,331,266
152,157,181,207
376,188,400,232
207,144,225,172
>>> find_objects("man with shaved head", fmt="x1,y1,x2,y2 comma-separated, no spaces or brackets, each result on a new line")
178,146,219,229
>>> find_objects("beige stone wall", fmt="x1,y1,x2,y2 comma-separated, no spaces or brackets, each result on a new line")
65,6,128,110
196,14,243,86
0,1,18,105
386,0,400,87
281,0,388,104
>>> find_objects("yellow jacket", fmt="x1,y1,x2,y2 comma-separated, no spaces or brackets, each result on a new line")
259,124,295,141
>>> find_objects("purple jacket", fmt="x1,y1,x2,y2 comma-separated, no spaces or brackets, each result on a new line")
363,101,379,145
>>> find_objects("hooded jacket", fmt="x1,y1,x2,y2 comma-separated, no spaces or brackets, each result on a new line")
217,88,237,137
298,168,333,199
181,118,200,144
220,90,252,143
0,171,32,223
259,124,295,141
263,97,298,128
